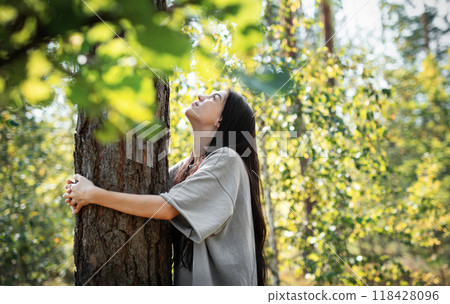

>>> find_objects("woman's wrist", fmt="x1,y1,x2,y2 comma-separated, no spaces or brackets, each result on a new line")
89,185,105,205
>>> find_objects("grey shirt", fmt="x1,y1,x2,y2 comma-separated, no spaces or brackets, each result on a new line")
159,147,257,286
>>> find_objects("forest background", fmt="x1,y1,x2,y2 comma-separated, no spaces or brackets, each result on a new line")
0,0,449,285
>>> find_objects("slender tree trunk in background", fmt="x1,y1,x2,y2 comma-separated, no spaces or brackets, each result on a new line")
299,158,315,266
260,129,280,286
0,114,7,198
320,0,337,123
321,0,334,54
279,0,316,272
73,0,172,286
321,0,335,86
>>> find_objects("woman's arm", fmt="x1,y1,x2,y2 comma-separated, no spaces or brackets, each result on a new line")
64,174,180,220
93,188,180,220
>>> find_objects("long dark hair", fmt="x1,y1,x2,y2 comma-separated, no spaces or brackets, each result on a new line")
170,89,268,286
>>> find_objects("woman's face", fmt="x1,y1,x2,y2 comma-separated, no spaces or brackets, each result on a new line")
185,89,229,130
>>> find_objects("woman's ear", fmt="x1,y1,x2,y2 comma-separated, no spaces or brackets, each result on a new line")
215,117,222,128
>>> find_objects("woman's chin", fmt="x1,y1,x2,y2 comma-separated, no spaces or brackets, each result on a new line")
185,107,199,120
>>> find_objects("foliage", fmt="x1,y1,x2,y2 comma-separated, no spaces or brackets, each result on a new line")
0,100,76,285
235,0,388,285
378,52,450,285
0,0,265,142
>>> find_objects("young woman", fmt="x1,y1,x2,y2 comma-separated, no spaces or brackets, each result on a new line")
63,89,268,286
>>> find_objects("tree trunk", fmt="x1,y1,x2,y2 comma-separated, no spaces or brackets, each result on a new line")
279,0,315,273
321,0,334,54
321,0,335,86
72,0,172,285
73,77,172,285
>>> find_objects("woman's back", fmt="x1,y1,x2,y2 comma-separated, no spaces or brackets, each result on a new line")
162,146,257,286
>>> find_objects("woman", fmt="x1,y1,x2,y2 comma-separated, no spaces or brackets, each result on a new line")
63,89,267,286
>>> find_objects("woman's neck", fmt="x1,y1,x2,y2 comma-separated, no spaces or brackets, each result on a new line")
192,128,216,164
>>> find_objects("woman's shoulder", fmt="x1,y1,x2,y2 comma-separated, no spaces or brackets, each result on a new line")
203,147,245,171
205,146,240,161
169,147,240,173
208,146,239,157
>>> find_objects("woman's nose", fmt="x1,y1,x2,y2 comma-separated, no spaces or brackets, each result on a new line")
198,94,209,101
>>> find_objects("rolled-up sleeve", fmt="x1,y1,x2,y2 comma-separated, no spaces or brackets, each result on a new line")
160,148,240,244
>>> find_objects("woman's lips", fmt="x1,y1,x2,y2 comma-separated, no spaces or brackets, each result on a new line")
191,101,199,107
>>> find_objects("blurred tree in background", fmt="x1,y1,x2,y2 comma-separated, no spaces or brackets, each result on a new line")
379,0,450,285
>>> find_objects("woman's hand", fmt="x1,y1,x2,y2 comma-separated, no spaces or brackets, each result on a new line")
64,178,76,213
63,174,97,214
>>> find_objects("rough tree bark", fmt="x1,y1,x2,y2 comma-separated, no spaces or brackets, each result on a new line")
73,0,172,286
73,79,171,286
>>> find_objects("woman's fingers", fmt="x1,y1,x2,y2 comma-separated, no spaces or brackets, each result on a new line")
73,204,81,214
62,192,73,199
63,174,89,215
63,178,78,214
66,189,72,202
68,200,77,207
64,184,73,190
